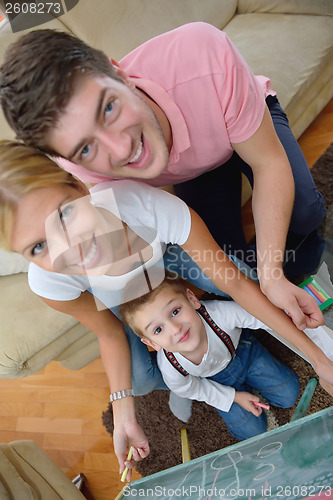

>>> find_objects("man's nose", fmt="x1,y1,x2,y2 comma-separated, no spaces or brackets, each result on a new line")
99,130,131,164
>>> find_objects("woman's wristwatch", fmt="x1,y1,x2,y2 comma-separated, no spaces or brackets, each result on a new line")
109,389,134,402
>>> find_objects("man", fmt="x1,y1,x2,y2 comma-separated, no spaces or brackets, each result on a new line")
0,22,326,331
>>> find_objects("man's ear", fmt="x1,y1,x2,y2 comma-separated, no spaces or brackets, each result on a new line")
111,58,120,69
110,58,135,90
186,288,201,310
141,337,162,351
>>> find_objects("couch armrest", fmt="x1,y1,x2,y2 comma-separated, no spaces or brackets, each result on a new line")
0,440,85,499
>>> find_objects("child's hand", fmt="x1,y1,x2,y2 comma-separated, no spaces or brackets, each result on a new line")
234,391,263,417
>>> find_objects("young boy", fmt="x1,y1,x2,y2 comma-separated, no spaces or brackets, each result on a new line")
120,272,300,440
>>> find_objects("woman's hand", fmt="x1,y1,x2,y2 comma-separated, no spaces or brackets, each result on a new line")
112,396,150,482
113,415,150,482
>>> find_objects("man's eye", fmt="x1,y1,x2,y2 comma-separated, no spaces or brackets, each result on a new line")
105,101,113,116
81,144,91,159
32,241,47,256
172,308,180,317
154,326,163,335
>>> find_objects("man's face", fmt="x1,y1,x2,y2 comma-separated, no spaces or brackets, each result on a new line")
47,72,171,180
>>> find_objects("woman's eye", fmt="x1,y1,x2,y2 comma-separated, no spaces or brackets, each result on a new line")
154,326,163,335
59,205,73,222
31,241,47,256
172,308,180,317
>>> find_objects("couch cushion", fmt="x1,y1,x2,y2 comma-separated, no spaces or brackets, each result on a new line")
7,441,85,499
238,0,333,16
0,272,98,377
0,481,10,500
0,441,85,499
223,12,333,135
56,0,238,60
0,449,39,500
0,250,29,275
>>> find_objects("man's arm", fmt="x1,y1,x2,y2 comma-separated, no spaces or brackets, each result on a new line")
181,209,333,391
41,291,149,477
231,105,322,331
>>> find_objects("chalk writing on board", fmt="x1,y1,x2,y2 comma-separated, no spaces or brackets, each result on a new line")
127,406,333,499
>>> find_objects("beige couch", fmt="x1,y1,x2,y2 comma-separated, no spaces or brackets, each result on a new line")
0,440,87,499
0,0,332,379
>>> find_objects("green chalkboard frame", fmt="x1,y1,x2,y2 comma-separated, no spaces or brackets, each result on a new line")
126,406,333,499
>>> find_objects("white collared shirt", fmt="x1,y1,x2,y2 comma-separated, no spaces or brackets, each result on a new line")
157,299,268,412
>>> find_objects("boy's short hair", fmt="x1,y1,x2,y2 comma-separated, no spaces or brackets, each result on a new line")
119,271,187,338
0,29,123,154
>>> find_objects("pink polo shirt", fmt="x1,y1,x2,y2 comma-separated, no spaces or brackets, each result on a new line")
59,23,275,186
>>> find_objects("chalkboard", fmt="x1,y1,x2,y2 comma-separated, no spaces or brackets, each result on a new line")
126,406,333,499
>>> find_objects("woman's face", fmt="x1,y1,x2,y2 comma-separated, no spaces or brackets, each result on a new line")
11,184,143,276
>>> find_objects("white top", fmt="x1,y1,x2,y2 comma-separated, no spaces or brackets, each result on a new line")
157,299,269,412
28,180,191,308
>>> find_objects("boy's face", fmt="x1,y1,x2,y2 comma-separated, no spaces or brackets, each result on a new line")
46,71,170,180
133,288,206,355
11,185,151,277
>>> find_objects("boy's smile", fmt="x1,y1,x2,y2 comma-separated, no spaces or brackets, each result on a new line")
135,288,208,363
46,71,171,180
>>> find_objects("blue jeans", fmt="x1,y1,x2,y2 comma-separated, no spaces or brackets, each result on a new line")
209,329,300,440
109,248,257,395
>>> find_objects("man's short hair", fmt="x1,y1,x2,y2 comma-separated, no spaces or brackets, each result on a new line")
0,29,123,154
119,271,187,338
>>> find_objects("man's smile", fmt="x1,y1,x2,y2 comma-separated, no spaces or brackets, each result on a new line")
128,136,143,164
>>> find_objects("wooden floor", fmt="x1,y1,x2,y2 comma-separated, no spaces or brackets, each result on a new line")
0,99,332,500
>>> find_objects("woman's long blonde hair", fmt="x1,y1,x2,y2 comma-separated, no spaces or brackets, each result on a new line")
0,140,81,251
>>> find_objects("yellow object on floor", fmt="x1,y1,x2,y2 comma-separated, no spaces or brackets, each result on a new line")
181,428,191,463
